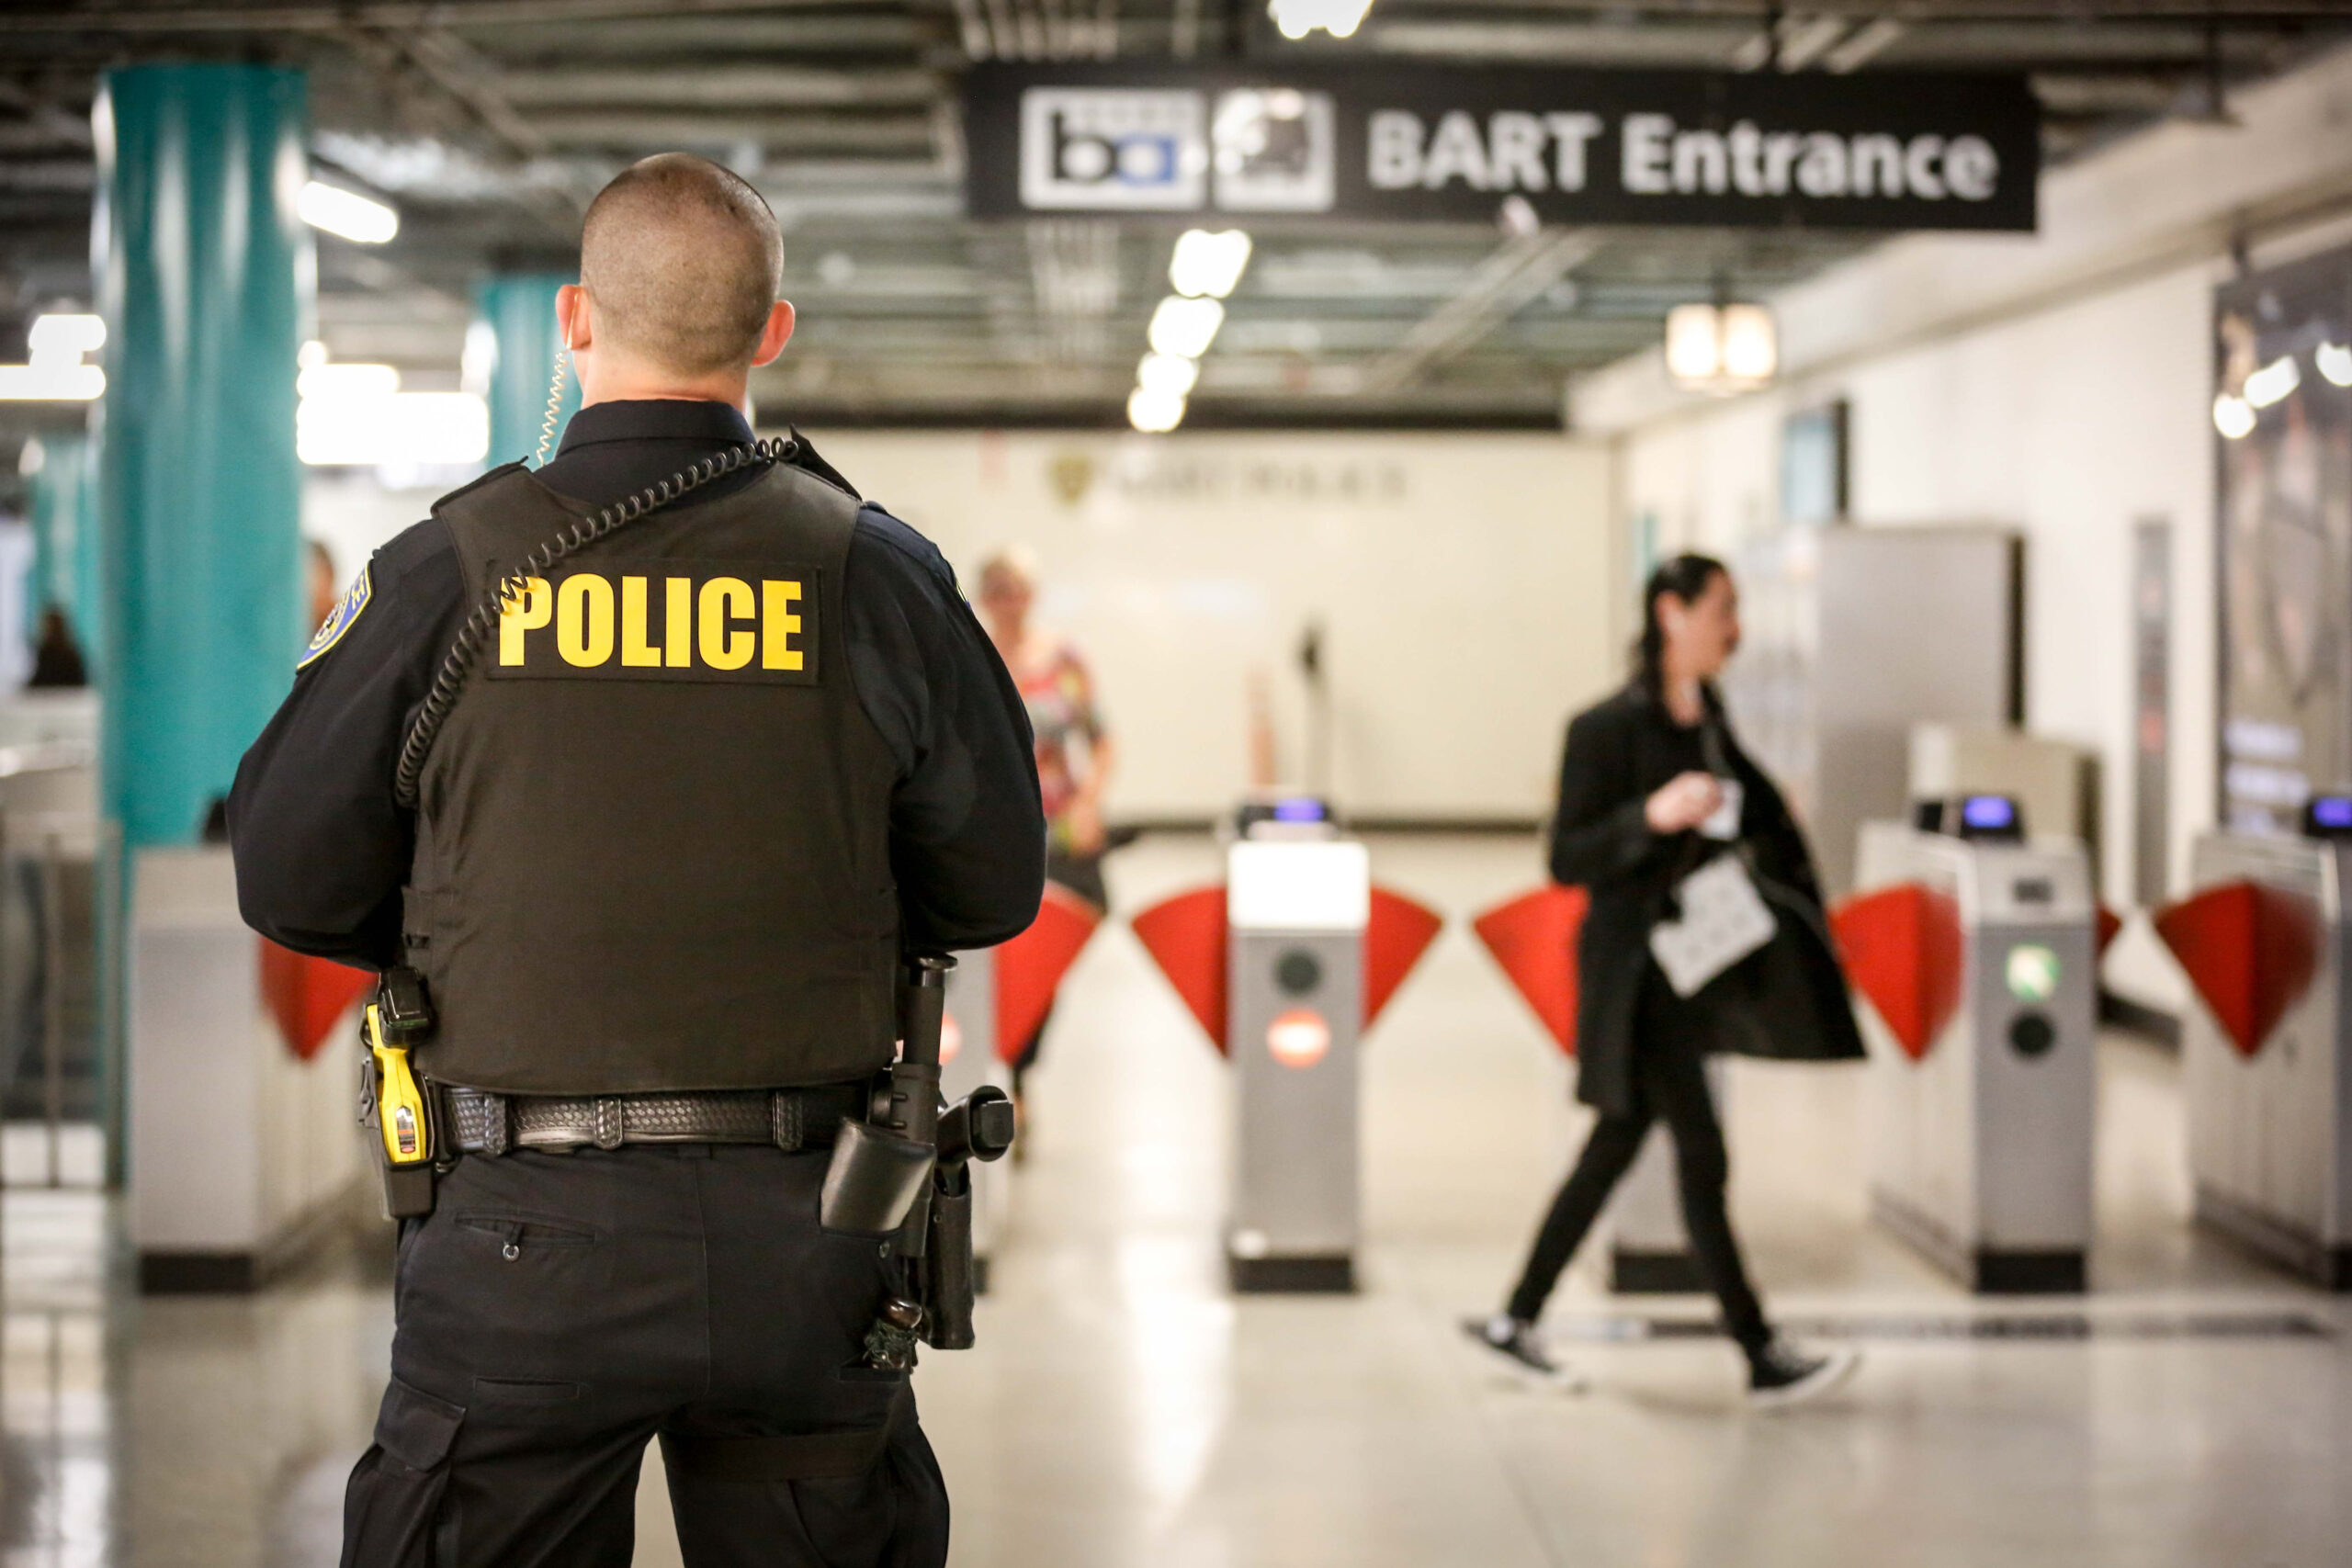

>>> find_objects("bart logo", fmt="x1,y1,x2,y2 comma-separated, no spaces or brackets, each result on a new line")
1048,452,1095,507
492,561,820,685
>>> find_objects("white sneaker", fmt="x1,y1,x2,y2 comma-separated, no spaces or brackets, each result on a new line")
1746,1340,1860,1410
1460,1314,1588,1393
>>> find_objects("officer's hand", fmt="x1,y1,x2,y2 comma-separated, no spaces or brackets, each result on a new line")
1645,772,1724,835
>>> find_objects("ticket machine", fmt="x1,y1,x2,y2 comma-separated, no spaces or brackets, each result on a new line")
1132,802,1439,1292
2156,799,2352,1289
1840,796,2098,1292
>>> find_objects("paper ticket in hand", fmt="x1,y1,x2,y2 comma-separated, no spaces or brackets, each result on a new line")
1700,778,1744,840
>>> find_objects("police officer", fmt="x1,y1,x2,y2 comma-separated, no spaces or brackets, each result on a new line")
229,154,1044,1565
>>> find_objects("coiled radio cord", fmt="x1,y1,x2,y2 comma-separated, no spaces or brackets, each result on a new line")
535,348,570,468
392,434,799,808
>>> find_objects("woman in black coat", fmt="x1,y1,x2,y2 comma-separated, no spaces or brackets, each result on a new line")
1466,554,1864,1406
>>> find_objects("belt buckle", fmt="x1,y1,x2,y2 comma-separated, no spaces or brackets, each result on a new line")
594,1097,625,1150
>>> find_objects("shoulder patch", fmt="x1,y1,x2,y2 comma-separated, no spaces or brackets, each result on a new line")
300,565,373,670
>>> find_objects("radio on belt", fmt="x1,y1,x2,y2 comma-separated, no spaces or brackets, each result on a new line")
2154,798,2352,1289
1840,797,2098,1292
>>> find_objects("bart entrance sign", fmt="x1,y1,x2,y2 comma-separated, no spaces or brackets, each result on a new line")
964,62,2039,231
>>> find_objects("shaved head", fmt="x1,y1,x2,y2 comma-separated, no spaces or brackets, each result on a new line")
580,154,784,377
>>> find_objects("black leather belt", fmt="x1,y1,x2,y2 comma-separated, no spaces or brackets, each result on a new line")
441,1082,870,1156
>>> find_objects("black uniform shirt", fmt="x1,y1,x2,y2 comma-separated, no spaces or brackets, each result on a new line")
228,398,1045,969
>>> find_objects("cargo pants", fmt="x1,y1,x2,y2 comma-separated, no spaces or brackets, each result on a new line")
340,1142,950,1567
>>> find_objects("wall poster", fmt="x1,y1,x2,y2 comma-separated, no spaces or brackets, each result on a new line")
2215,248,2352,835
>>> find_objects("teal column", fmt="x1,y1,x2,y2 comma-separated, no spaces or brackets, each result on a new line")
26,434,101,669
93,64,311,850
477,275,580,468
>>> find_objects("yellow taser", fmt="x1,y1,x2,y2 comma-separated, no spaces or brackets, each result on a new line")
366,1002,431,1167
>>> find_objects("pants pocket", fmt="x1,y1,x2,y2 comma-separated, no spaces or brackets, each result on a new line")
454,1210,597,1260
340,1378,465,1568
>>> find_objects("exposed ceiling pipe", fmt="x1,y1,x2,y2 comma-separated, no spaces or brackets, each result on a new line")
1821,16,1905,72
1363,228,1601,393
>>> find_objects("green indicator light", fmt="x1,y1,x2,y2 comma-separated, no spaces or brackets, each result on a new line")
2007,943,2061,1004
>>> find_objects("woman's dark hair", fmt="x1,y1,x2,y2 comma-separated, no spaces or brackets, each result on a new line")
1633,552,1730,693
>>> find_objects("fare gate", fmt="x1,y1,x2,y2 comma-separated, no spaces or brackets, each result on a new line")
1472,884,1721,1292
1839,801,2098,1292
2155,810,2352,1289
1132,806,1439,1292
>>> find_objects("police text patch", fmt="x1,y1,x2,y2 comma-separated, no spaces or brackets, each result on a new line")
300,564,372,670
488,562,820,684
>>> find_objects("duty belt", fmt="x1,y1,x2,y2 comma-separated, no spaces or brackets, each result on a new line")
441,1082,870,1156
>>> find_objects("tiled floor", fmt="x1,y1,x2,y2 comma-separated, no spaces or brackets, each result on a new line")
6,834,2346,1565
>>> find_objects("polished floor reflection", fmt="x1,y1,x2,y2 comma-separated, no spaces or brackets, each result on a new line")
6,835,2348,1565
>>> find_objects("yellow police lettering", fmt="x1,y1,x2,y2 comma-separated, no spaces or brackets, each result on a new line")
699,578,755,670
499,577,551,665
620,576,661,667
763,580,804,671
559,573,616,667
664,578,692,668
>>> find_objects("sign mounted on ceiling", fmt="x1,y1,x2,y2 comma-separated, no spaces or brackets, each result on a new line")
964,63,2039,231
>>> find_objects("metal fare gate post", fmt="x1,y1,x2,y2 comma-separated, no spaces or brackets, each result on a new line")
2156,806,2352,1289
1131,812,1441,1295
941,946,1009,1292
1225,834,1369,1292
1845,806,2097,1292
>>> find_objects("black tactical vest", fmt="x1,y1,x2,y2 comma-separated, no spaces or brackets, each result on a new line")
402,460,900,1095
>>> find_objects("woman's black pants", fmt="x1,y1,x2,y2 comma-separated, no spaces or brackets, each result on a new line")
1506,970,1772,1356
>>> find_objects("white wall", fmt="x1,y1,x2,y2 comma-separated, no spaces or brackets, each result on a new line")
811,431,1618,821
304,474,443,590
1617,264,2216,896
305,434,1623,822
1574,43,2352,1012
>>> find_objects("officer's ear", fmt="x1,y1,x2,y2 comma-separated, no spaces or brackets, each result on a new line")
556,283,592,353
751,300,796,368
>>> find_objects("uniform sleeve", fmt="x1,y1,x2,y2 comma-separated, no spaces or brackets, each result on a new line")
842,505,1046,952
225,519,467,969
1547,705,1667,889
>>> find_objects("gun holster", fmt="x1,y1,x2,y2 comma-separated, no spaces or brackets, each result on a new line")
915,1083,1016,1350
919,1165,979,1350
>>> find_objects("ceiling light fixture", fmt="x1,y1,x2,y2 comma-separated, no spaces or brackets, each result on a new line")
1664,300,1777,393
1127,386,1187,434
0,311,107,400
299,180,400,244
297,351,487,467
1136,353,1201,400
1169,230,1254,299
1269,0,1375,40
2320,343,2352,389
1148,296,1226,360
